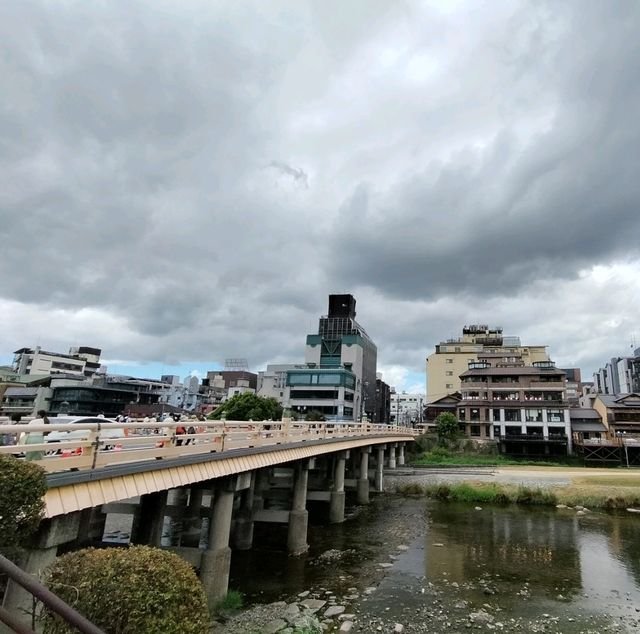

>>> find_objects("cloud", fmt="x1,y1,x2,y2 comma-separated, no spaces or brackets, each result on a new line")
1,0,638,389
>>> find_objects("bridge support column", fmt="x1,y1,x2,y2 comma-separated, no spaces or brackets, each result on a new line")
288,461,309,555
232,473,255,551
357,448,370,505
389,443,397,469
375,445,385,492
201,478,235,608
2,512,81,627
398,443,406,466
329,452,346,523
131,490,168,546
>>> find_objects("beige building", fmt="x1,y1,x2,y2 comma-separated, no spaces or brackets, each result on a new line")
426,325,549,403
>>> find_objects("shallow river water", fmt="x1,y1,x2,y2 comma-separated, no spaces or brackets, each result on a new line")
228,495,640,633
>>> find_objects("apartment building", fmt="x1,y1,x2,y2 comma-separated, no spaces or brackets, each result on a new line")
426,325,549,403
458,360,571,455
12,346,102,377
593,351,640,395
390,391,424,425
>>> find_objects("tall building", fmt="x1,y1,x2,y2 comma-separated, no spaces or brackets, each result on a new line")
390,391,425,425
303,294,378,421
426,326,549,403
593,352,640,395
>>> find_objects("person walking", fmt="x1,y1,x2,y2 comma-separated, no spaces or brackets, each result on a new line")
22,410,49,461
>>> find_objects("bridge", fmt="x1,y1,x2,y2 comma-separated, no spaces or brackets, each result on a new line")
0,419,417,626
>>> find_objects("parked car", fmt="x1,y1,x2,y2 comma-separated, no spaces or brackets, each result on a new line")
45,416,124,453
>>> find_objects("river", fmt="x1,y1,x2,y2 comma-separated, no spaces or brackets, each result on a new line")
227,495,640,633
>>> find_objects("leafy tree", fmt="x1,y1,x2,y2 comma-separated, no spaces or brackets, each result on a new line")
42,546,209,634
0,455,46,554
305,410,326,421
208,392,283,421
435,412,459,442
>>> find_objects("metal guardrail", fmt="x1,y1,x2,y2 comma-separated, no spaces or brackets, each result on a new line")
0,554,104,634
0,420,419,475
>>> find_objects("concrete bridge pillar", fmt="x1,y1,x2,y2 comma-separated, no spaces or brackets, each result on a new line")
329,452,346,523
232,473,255,551
398,443,406,467
2,512,81,628
357,447,370,505
389,443,397,469
287,461,310,555
131,490,168,546
200,477,235,607
375,445,386,492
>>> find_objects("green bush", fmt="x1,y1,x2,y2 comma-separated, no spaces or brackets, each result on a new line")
42,546,210,634
0,455,47,553
215,589,244,613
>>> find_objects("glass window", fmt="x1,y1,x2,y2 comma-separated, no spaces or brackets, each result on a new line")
446,358,454,364
504,409,521,422
446,371,453,376
470,425,481,437
446,383,453,389
492,409,501,421
525,409,543,422
547,410,564,422
318,373,340,385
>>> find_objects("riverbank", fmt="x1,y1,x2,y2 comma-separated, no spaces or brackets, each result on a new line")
392,480,640,509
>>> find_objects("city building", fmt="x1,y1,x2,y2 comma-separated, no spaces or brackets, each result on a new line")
257,364,305,403
206,370,258,392
12,346,102,378
591,393,640,436
426,326,549,403
374,375,391,424
284,366,357,420
303,294,378,421
458,360,571,455
390,391,425,426
561,368,583,405
593,351,640,395
424,392,461,429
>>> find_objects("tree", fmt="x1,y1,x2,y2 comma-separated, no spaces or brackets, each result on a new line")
0,455,46,555
435,412,459,442
42,546,209,634
208,392,283,421
305,410,326,421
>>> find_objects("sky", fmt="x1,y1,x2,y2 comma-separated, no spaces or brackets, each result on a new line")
1,0,640,395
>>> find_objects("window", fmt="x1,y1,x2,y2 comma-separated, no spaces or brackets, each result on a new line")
446,358,454,364
446,371,453,376
470,408,480,421
446,383,453,389
504,409,521,422
492,409,501,422
525,409,543,422
455,347,461,352
493,425,501,437
547,410,564,422
458,409,466,421
470,425,481,437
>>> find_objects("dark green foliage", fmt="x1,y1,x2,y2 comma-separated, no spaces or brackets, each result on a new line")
42,546,210,634
208,392,283,421
435,412,459,441
215,589,244,614
0,455,46,553
305,410,326,421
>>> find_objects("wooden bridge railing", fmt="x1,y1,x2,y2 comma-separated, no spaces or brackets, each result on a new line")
0,419,418,474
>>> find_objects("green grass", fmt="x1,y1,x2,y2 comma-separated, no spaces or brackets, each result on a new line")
394,480,640,509
215,589,244,613
411,447,583,468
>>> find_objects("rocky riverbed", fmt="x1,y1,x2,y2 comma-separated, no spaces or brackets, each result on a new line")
214,495,640,633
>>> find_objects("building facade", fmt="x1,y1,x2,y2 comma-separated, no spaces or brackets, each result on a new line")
303,294,378,421
458,360,571,454
426,326,549,403
593,352,640,395
390,391,425,426
12,346,102,378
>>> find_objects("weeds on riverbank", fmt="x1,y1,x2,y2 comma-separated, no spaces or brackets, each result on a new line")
395,481,640,509
411,447,583,468
215,589,244,614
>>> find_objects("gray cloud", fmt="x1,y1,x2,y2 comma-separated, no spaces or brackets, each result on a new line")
1,0,639,384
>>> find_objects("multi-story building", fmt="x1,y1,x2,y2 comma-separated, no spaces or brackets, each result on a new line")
374,376,391,424
390,391,425,426
592,393,640,436
257,364,304,404
303,294,378,421
206,370,258,392
12,346,102,378
426,326,549,403
458,360,571,455
593,352,640,395
285,366,357,420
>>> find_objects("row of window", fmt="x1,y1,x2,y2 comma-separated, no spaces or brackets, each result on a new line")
459,408,566,422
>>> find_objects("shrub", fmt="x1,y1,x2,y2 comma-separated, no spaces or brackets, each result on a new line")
0,455,47,554
435,412,459,442
215,589,244,613
42,546,210,634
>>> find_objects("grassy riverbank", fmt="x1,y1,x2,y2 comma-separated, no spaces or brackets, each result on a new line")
395,480,640,509
411,447,583,468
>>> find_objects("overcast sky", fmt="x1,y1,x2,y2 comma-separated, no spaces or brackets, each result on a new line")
1,0,639,393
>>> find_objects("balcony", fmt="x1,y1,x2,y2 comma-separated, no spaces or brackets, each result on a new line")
500,434,568,443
